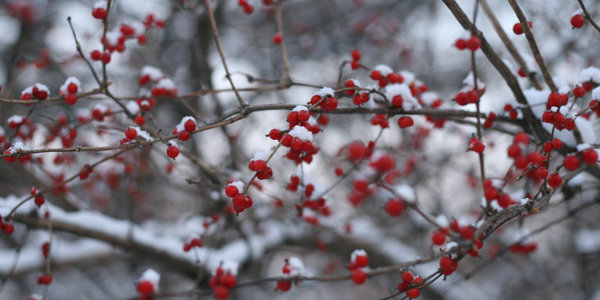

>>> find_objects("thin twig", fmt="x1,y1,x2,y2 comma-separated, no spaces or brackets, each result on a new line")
203,0,246,106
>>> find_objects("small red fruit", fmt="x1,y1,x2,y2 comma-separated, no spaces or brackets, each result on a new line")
351,269,367,285
167,145,179,158
571,14,585,28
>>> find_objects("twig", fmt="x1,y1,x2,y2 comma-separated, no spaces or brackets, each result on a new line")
67,17,102,87
577,0,600,34
203,0,247,107
507,0,557,92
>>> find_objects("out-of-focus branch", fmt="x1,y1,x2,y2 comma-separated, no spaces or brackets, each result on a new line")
577,0,600,34
480,0,543,90
507,0,557,92
203,0,246,107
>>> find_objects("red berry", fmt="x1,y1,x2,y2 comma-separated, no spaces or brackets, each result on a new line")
34,194,45,207
92,7,107,19
178,130,190,141
455,38,467,50
64,94,77,105
222,274,237,288
574,85,586,97
213,285,230,299
536,167,548,179
90,50,101,60
432,230,446,245
3,223,15,235
137,280,154,295
135,115,146,125
67,82,78,94
571,14,585,28
406,288,420,299
347,141,366,161
101,51,111,64
351,49,361,61
351,269,367,285
167,145,179,158
355,255,368,267
551,138,563,149
125,127,137,140
401,271,414,283
392,95,403,107
385,199,404,217
563,155,580,171
397,116,414,128
184,119,196,132
467,36,481,51
276,280,292,292
582,148,598,165
273,33,283,44
513,23,523,35
225,185,239,197
547,173,562,188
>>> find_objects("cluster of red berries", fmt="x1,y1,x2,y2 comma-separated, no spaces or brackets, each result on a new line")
59,77,80,105
350,49,361,70
276,258,305,292
248,157,273,180
512,21,532,35
210,265,238,299
225,181,253,213
370,67,404,88
483,179,514,209
42,241,50,258
503,104,519,119
36,274,52,285
30,187,45,207
20,83,49,101
133,98,157,125
310,91,338,112
173,118,197,141
541,93,576,131
370,114,389,128
79,164,94,180
237,0,254,14
271,108,320,164
439,256,458,276
506,132,552,182
454,89,480,105
0,217,15,235
509,241,537,254
150,79,178,98
563,148,598,171
397,271,423,299
348,249,369,284
90,104,111,122
468,136,485,154
454,35,481,52
183,237,202,252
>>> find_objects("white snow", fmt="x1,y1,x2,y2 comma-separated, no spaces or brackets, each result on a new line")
174,116,196,133
350,249,367,262
580,66,600,83
313,87,334,97
384,84,420,110
221,261,239,275
105,31,121,47
132,126,152,141
156,78,176,90
7,115,24,125
93,1,107,9
394,184,416,203
575,228,600,253
592,86,600,100
399,71,415,84
251,150,269,162
141,66,164,81
288,126,313,141
291,105,308,112
227,181,244,194
59,77,81,95
20,86,33,96
421,91,440,106
139,268,160,291
373,64,393,77
126,101,140,115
